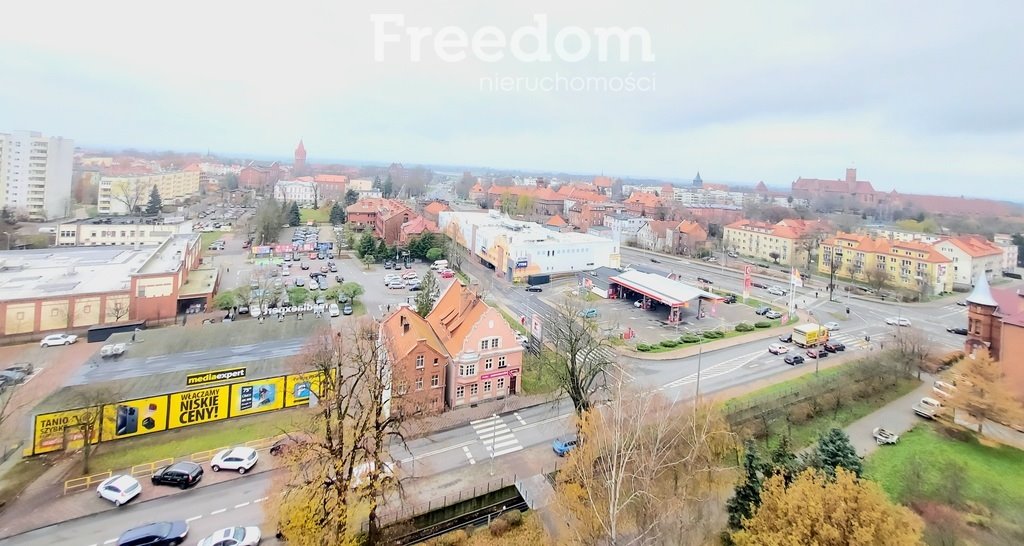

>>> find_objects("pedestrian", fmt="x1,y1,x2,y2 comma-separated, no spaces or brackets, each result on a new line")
815,291,819,299
387,304,391,312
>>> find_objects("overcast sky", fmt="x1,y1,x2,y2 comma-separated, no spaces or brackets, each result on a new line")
1,1,1022,199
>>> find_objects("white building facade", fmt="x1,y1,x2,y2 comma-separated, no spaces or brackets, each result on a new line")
993,234,1019,272
932,238,1004,289
98,171,201,215
0,130,74,220
273,180,318,206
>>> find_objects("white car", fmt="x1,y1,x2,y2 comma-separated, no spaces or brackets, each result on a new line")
96,474,141,506
210,446,258,474
768,343,789,355
40,333,78,347
383,274,401,285
197,527,262,546
351,461,395,489
886,317,912,327
515,332,529,346
766,286,787,296
823,322,840,331
329,303,341,317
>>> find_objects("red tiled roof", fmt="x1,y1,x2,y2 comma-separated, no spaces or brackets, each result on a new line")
427,282,489,355
546,214,567,227
824,232,951,264
424,202,449,216
946,235,1003,258
594,175,613,188
677,220,707,237
314,174,348,184
625,191,662,207
380,305,447,360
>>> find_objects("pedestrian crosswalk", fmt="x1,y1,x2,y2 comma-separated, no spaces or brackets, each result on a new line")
940,303,967,312
471,415,523,457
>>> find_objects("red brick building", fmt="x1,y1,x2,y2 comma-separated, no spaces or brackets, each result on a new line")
963,274,1024,402
239,161,281,192
379,305,448,415
375,201,413,245
314,174,348,202
293,140,307,177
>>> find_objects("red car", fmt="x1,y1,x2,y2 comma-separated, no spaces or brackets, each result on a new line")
806,348,828,359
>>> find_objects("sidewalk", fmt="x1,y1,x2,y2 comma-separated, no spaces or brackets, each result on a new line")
843,374,935,457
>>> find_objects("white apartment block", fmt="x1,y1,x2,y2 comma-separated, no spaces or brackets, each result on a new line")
98,171,200,215
56,216,192,246
993,234,1020,272
273,179,318,206
0,130,74,220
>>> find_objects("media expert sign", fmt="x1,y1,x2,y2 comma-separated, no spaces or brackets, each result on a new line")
186,367,247,386
101,395,169,440
33,409,101,454
168,386,230,429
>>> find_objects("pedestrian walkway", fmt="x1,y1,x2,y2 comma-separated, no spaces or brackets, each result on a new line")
472,415,523,458
843,374,935,457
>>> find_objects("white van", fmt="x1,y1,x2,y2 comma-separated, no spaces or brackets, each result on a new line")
431,260,449,271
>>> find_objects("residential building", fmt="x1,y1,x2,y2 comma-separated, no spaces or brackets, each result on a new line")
346,197,386,229
374,201,413,245
98,170,200,215
636,220,678,253
675,220,709,256
724,218,828,267
273,179,318,206
864,226,944,244
818,232,952,296
439,210,619,281
468,182,486,201
379,304,447,415
683,204,743,226
932,235,1003,289
0,130,74,220
427,282,524,408
624,191,665,218
963,274,1024,401
347,178,381,199
604,213,648,245
0,234,213,338
313,174,348,202
56,216,192,246
422,201,449,224
593,175,614,195
993,234,1020,271
398,216,437,245
238,161,281,192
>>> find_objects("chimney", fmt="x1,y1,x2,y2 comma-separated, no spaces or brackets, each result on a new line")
846,168,856,184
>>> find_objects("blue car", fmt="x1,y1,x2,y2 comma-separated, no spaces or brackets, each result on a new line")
552,437,579,457
578,309,598,319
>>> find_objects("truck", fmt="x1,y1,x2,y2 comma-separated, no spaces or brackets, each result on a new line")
792,323,828,348
527,274,551,286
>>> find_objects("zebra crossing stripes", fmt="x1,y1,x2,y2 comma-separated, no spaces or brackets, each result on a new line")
471,414,523,457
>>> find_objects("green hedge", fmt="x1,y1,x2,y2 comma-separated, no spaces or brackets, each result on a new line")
636,343,652,352
660,339,679,348
701,330,725,339
735,322,755,332
681,334,701,343
754,321,772,329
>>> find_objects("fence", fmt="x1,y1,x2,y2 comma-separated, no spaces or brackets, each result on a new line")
62,433,285,495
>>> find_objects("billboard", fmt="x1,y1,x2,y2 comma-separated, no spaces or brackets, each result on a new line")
101,395,169,440
285,372,323,408
33,408,101,455
168,386,230,429
231,377,285,416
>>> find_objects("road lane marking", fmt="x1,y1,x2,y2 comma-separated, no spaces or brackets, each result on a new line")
513,412,527,426
488,445,524,457
235,502,250,508
254,496,268,503
103,540,116,545
211,508,227,515
186,516,203,522
462,445,476,464
398,440,476,463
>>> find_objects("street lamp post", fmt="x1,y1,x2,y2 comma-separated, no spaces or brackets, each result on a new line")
695,337,704,400
489,412,498,476
829,249,844,302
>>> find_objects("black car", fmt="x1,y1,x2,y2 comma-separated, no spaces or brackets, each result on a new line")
947,327,968,335
526,286,543,293
722,295,737,304
754,306,771,315
824,342,846,353
335,274,344,283
778,333,792,343
300,262,310,270
152,462,203,489
697,277,713,285
650,258,661,263
117,521,189,546
270,437,301,457
784,355,804,366
752,281,768,289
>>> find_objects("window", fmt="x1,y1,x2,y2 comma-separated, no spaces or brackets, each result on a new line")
416,355,424,369
498,356,507,368
456,385,464,399
485,358,493,370
470,383,478,396
459,363,476,377
490,338,499,349
480,339,488,350
484,381,492,393
433,357,439,366
497,377,505,390
415,377,423,391
431,374,439,387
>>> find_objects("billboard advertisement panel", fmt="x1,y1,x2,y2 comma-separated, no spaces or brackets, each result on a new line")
231,377,285,416
33,408,101,455
285,372,324,407
101,395,169,440
167,386,230,429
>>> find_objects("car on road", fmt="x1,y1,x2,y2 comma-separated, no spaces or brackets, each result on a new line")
97,474,141,506
441,269,455,279
778,333,792,343
768,343,789,355
722,295,737,304
116,521,190,546
805,348,828,359
886,317,912,327
343,303,353,315
823,322,840,331
40,333,77,347
552,436,579,457
947,326,968,335
525,286,542,292
784,355,805,366
766,286,787,296
956,300,967,306
650,258,661,263
329,303,341,317
765,310,783,319
704,256,717,263
578,308,599,319
754,306,771,316
197,527,262,546
210,447,259,474
824,342,846,353
152,461,203,489
751,281,768,289
697,276,713,285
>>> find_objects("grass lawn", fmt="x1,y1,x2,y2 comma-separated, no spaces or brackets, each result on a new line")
521,357,561,396
865,424,1024,512
200,231,223,248
82,409,312,475
299,206,330,224
351,300,367,316
723,365,852,411
497,308,528,334
0,457,51,508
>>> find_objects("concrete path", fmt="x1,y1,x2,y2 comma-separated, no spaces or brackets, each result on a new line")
844,373,935,457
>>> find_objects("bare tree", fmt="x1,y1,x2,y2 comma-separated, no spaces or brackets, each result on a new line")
544,296,618,417
109,180,147,215
106,299,131,322
865,267,891,292
68,387,119,474
441,234,465,272
893,327,932,379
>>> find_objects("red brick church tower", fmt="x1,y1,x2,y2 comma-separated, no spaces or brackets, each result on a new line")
294,139,307,176
964,273,1001,357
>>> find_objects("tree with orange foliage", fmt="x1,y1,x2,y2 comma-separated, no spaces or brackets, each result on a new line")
946,349,1023,433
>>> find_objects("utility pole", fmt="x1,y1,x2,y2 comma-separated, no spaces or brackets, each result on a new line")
695,338,704,400
828,248,844,302
489,413,498,476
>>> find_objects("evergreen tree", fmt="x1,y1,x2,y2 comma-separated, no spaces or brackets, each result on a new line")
382,175,393,198
344,189,359,206
807,428,862,478
357,233,376,258
768,435,802,485
726,440,765,530
329,203,346,225
146,186,162,215
373,175,381,189
415,272,439,317
288,202,301,227
376,239,389,259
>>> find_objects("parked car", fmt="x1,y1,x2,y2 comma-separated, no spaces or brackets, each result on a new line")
886,317,912,327
328,263,338,273
515,332,529,346
342,304,353,315
823,322,840,331
754,306,771,316
99,343,126,359
768,343,789,355
116,521,189,546
5,363,33,375
210,447,259,474
329,303,341,317
765,310,783,319
315,296,326,305
384,274,401,285
388,280,405,289
151,461,203,489
40,333,78,347
956,300,967,306
805,348,828,359
402,271,418,280
525,286,542,292
97,474,142,506
335,274,344,283
300,262,309,270
441,269,455,279
197,527,262,546
578,308,598,319
947,326,968,335
552,436,579,457
408,282,422,291
320,266,329,273
294,277,305,287
824,342,846,353
766,286,787,296
722,295,737,304
269,437,300,456
383,261,394,269
784,355,805,366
